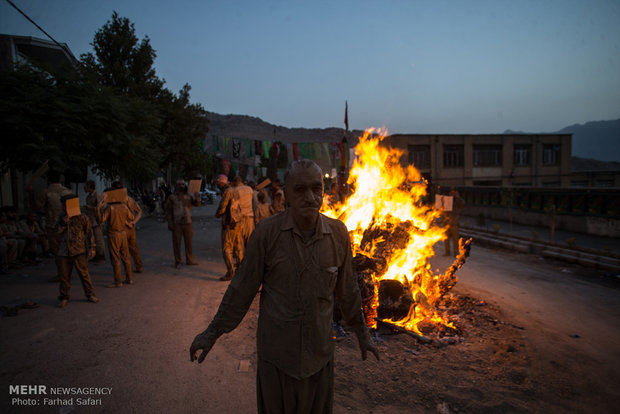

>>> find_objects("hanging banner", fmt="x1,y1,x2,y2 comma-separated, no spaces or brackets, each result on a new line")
286,143,294,165
263,141,272,157
232,139,241,159
245,139,253,158
293,143,299,161
321,143,331,165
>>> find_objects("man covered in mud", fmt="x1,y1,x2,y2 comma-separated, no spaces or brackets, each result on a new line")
190,159,379,413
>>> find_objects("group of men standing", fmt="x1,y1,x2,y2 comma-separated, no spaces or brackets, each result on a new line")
22,173,144,307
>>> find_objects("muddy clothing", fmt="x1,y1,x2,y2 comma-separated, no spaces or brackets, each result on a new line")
19,219,47,256
32,183,74,276
100,203,134,285
270,188,285,214
0,237,17,271
56,214,96,300
0,221,27,260
85,190,106,259
34,183,74,231
203,210,369,380
255,202,272,224
257,357,333,414
443,195,465,256
235,184,256,248
126,196,143,272
216,185,243,277
166,192,200,226
166,192,200,265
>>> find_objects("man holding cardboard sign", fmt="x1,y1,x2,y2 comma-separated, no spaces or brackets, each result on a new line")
99,187,134,287
56,195,99,308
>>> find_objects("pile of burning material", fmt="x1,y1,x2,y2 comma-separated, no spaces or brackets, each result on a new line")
322,128,472,344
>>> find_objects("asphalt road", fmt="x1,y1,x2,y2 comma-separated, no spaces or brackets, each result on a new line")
1,203,619,413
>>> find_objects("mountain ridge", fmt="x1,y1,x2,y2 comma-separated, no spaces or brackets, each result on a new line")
205,112,620,163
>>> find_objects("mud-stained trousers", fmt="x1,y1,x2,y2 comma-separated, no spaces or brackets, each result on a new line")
257,358,333,414
221,226,242,278
172,223,195,265
126,227,143,272
92,224,106,260
46,226,62,276
58,254,95,300
108,230,133,285
444,224,460,256
238,216,255,248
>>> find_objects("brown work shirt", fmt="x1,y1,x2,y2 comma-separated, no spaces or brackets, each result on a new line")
99,203,134,233
166,192,200,226
56,214,94,257
127,196,142,227
85,191,103,227
205,210,367,379
216,185,235,228
34,183,74,229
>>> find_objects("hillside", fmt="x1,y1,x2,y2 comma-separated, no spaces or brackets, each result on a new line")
205,111,362,145
559,119,620,162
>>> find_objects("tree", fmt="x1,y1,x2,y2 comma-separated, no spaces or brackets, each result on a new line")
82,11,208,180
158,84,210,178
81,11,163,100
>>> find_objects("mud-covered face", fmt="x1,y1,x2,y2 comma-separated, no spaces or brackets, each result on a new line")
285,165,323,227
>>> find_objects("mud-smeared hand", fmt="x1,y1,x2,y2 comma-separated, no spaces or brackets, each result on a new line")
189,332,216,363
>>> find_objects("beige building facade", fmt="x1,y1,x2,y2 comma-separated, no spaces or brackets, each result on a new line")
384,134,572,189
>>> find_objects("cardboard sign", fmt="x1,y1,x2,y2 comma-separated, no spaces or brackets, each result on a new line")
104,188,128,204
188,179,202,194
65,197,81,218
435,195,454,212
255,178,271,191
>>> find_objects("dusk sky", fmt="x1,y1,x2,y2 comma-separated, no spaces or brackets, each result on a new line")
2,0,619,135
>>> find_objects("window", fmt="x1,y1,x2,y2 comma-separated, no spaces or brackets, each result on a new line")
543,144,560,165
443,145,463,168
513,144,531,166
473,145,502,167
408,145,430,169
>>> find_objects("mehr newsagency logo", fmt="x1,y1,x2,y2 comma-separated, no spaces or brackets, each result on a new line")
9,385,112,408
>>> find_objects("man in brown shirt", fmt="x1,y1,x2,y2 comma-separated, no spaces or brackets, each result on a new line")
190,160,379,413
111,182,143,273
56,195,99,308
166,179,200,268
99,191,134,287
26,170,74,282
84,180,106,262
443,190,466,257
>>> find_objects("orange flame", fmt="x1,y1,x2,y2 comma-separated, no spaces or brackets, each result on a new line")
322,128,452,334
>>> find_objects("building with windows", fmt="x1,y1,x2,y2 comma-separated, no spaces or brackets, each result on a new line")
385,134,572,189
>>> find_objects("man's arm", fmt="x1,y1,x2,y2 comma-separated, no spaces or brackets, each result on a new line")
215,188,231,218
128,197,142,226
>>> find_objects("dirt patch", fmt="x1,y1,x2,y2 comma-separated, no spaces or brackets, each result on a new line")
332,294,611,414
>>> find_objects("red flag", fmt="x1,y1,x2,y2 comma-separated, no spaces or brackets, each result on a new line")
292,143,299,161
344,100,349,131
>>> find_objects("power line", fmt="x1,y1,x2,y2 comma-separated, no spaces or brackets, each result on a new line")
4,0,66,51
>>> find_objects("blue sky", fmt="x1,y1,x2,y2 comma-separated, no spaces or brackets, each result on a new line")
1,0,619,135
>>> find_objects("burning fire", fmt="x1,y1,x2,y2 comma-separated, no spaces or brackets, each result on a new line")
322,128,464,336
